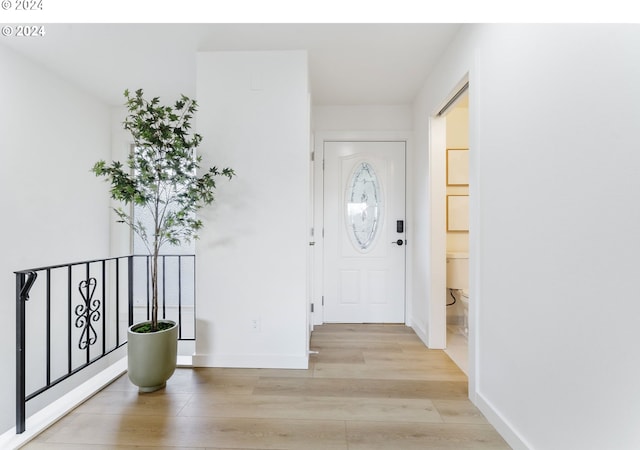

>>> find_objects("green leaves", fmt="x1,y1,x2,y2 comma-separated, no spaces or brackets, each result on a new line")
92,88,235,252
93,89,234,331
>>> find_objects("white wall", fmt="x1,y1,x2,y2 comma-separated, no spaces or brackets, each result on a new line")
413,24,640,449
313,105,412,131
0,44,111,434
194,51,310,368
413,60,471,349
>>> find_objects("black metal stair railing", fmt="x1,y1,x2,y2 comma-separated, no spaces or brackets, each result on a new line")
14,254,196,434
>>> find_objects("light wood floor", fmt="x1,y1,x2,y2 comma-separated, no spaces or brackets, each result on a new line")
22,324,510,449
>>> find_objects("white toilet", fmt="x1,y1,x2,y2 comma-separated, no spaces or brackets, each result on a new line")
446,252,469,336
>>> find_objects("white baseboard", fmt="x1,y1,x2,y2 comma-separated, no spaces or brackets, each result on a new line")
474,391,531,450
192,352,309,369
411,322,429,347
0,357,127,450
177,355,193,367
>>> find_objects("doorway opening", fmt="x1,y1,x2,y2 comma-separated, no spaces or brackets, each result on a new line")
427,78,470,375
441,92,469,374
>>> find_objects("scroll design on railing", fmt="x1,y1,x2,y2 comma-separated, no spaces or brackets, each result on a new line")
75,278,101,350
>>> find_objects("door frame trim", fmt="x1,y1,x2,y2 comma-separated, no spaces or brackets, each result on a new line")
312,131,412,326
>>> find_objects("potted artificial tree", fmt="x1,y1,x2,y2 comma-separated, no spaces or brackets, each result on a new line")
93,89,233,392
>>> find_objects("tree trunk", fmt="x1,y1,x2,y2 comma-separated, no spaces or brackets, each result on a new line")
151,251,159,331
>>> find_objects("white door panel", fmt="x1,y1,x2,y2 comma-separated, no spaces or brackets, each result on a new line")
323,141,406,323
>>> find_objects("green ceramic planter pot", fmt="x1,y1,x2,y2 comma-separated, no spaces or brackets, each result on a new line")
127,319,178,393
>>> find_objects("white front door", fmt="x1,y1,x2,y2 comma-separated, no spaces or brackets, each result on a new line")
323,141,406,323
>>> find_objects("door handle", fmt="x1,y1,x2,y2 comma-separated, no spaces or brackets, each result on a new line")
392,239,404,246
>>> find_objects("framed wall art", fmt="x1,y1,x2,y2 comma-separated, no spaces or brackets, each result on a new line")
447,194,469,231
446,148,469,186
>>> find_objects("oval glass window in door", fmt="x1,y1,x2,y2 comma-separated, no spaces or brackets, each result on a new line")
346,162,383,251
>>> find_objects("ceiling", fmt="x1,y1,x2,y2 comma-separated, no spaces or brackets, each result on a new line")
2,23,462,107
